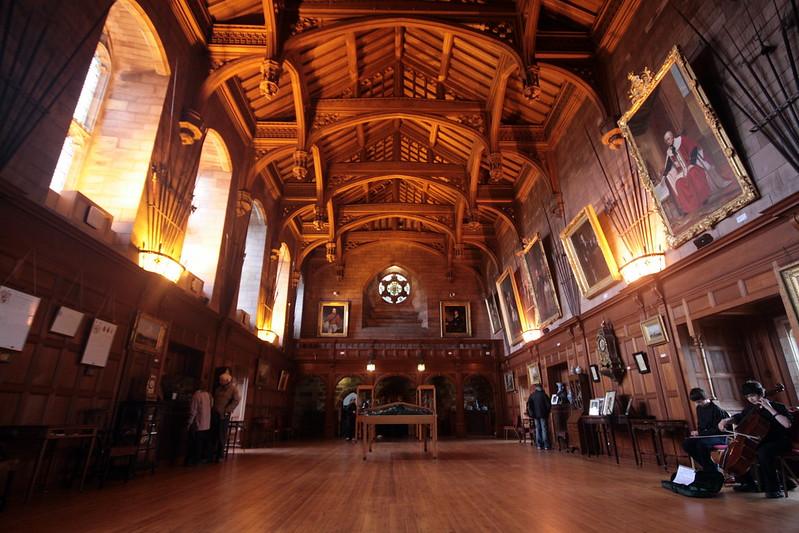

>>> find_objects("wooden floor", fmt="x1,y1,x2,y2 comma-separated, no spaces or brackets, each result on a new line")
1,439,797,533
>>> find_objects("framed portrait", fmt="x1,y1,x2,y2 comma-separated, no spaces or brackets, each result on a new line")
318,301,349,337
131,312,168,354
640,315,668,345
777,261,799,337
520,234,561,328
527,362,541,386
633,351,651,374
618,46,757,246
588,398,601,416
440,301,471,337
277,370,290,392
603,391,616,415
560,205,620,299
496,268,526,346
256,358,270,388
503,371,515,393
589,364,601,383
485,292,503,334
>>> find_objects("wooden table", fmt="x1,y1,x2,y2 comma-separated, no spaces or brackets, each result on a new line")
0,425,97,502
358,402,437,460
580,415,619,464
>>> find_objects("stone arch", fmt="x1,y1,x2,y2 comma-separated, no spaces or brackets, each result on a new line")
362,263,428,332
236,200,267,328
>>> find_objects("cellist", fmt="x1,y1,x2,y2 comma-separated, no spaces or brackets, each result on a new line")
682,387,729,472
717,380,794,498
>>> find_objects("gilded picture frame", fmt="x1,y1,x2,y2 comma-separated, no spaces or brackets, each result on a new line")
618,46,757,247
485,292,503,335
520,233,561,328
640,315,669,346
560,205,620,299
440,301,472,337
527,362,541,386
318,301,349,337
777,261,799,338
496,268,526,346
131,312,168,354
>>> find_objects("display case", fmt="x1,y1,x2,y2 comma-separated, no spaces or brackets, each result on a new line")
113,401,162,473
355,385,374,441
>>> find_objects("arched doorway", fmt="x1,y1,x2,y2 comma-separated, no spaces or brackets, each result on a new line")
291,375,326,439
464,374,494,436
374,375,415,439
425,375,457,437
334,376,364,439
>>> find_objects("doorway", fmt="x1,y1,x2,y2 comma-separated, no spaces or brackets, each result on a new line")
464,375,494,436
159,342,204,463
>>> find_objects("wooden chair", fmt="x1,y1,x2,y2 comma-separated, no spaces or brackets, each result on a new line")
516,416,533,445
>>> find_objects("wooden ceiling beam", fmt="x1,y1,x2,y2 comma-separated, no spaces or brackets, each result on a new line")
328,161,464,178
438,33,454,83
261,0,278,56
314,98,484,114
487,55,514,151
467,143,484,209
295,2,517,18
520,0,542,65
541,0,596,27
345,32,359,96
341,203,454,216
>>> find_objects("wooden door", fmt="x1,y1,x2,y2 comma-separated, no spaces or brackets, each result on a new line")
693,320,754,413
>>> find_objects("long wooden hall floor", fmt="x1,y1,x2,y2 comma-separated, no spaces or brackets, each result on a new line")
1,439,797,532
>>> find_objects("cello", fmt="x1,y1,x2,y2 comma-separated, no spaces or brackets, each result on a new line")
712,383,786,476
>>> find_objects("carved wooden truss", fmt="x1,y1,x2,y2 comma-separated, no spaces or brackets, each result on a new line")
181,0,640,273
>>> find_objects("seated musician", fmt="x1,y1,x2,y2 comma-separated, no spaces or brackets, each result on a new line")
717,380,793,498
682,387,729,472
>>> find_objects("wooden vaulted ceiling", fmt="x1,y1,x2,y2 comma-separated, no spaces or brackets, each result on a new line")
187,0,638,273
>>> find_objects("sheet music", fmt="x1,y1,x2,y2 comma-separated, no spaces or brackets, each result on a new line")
0,285,41,351
673,465,696,486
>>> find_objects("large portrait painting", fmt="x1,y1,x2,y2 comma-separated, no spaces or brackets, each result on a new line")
318,301,349,337
520,234,561,328
560,205,620,299
618,46,757,246
485,292,503,335
440,301,471,337
496,268,525,346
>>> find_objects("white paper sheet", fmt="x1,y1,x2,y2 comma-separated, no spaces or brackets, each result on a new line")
673,465,696,486
0,285,41,351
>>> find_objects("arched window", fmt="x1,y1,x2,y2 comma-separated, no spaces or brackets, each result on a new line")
292,273,305,340
49,43,111,193
237,202,267,328
48,0,170,243
270,243,291,346
180,130,232,301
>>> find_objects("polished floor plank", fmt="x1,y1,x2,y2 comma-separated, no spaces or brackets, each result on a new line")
1,439,797,533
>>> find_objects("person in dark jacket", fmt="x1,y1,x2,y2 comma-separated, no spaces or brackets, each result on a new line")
682,387,728,472
526,384,551,450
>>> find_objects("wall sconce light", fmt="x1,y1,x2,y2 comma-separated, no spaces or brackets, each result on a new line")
619,253,665,284
366,359,376,372
522,329,542,343
138,250,184,283
257,329,278,344
417,359,426,372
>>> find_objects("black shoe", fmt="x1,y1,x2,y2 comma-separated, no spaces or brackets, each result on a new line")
765,491,785,499
733,484,759,493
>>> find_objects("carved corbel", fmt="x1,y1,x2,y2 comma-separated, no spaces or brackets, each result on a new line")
325,242,336,263
292,149,309,180
178,109,205,145
488,152,503,183
236,190,253,217
259,58,282,99
523,64,541,102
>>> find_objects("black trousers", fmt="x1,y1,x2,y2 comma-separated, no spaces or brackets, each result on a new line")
211,411,229,461
186,428,209,465
682,436,726,472
738,438,792,492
